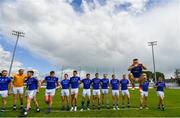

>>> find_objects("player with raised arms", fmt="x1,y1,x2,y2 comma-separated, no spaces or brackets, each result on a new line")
110,74,120,110
101,74,110,109
0,70,12,112
23,70,40,116
91,73,101,110
60,73,70,111
128,59,147,90
70,70,81,112
41,71,59,113
155,77,166,111
12,69,26,110
140,73,149,110
80,73,92,111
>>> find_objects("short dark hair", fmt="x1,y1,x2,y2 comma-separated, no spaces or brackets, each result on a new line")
112,74,115,77
27,70,34,75
64,73,68,76
50,71,55,75
73,70,77,73
18,69,24,72
133,58,138,61
1,70,7,73
86,73,90,76
95,73,99,75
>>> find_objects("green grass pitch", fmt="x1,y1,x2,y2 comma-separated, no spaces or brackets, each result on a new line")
0,88,180,117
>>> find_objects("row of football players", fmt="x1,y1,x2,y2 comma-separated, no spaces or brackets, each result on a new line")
0,69,166,116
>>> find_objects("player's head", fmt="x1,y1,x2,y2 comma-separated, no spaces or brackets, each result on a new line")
95,73,99,78
112,74,115,79
27,70,34,77
73,70,77,76
64,73,68,79
122,74,126,79
50,71,55,77
18,69,24,75
86,73,90,79
158,77,163,82
142,73,147,80
133,58,139,64
1,70,8,77
103,74,108,78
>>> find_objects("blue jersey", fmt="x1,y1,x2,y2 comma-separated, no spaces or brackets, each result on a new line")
44,76,58,89
25,77,38,90
142,80,149,92
92,78,101,90
120,79,129,90
156,82,166,91
0,77,11,91
61,79,70,89
110,79,119,90
81,78,92,89
131,64,143,78
70,76,80,89
101,78,109,89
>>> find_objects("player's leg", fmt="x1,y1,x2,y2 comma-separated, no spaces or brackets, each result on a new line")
74,91,78,111
159,93,165,111
128,73,135,90
121,91,125,108
13,87,17,110
144,96,148,109
101,92,105,107
127,91,130,108
70,94,74,111
24,96,31,116
112,94,116,110
81,90,85,111
139,93,143,110
115,93,119,110
1,97,7,112
87,94,90,110
19,87,24,109
97,91,101,110
66,90,70,110
61,90,65,110
32,96,40,112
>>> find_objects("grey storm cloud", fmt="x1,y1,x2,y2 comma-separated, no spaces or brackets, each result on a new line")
0,0,179,78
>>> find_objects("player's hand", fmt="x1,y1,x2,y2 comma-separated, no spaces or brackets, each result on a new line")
37,89,39,93
8,91,12,96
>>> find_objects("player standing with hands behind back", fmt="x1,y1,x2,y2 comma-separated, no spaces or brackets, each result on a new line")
70,70,81,112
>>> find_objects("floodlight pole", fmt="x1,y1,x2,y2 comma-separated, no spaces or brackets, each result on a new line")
8,31,25,76
148,41,157,82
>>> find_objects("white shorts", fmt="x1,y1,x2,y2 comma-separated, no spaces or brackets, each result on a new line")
112,90,119,96
45,89,56,96
141,91,148,97
82,89,91,97
71,88,79,95
0,90,8,98
157,91,164,98
13,87,24,94
121,90,130,97
93,89,100,96
61,89,69,97
102,89,109,94
27,90,37,99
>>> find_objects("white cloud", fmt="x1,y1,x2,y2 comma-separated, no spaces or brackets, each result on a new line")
0,0,179,78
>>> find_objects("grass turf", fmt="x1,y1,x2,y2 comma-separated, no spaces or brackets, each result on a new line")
0,88,180,117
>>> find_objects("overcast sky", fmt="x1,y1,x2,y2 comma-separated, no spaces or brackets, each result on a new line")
0,0,179,78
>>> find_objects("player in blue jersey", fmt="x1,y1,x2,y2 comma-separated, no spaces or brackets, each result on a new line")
92,73,101,110
41,71,60,113
110,74,120,110
101,74,110,109
140,73,149,110
155,77,166,111
70,70,81,112
0,70,12,112
60,73,70,111
128,59,147,90
23,70,40,116
80,73,92,111
120,74,130,108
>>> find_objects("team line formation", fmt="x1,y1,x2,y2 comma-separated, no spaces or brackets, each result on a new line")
0,59,166,116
